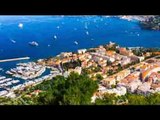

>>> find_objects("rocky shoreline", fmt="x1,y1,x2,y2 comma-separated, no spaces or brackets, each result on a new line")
117,15,160,31
117,15,155,22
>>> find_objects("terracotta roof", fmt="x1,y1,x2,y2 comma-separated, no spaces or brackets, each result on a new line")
151,83,160,89
141,66,160,81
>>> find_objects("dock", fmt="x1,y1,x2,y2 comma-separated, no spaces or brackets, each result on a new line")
0,57,30,63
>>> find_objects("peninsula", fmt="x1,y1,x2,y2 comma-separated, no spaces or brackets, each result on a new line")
1,42,160,105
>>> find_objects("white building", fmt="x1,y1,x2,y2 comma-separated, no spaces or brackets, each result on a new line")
121,56,131,66
78,49,87,54
127,80,142,93
137,82,151,95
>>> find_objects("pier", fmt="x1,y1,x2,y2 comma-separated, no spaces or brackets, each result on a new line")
0,57,30,63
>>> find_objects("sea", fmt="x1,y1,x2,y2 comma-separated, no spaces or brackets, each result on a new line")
0,15,160,75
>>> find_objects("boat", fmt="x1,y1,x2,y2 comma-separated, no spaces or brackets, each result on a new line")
11,39,16,43
84,23,88,29
86,31,89,35
57,26,60,29
18,23,23,28
29,41,39,46
6,71,13,75
53,35,57,40
48,44,51,47
0,68,3,71
74,41,78,45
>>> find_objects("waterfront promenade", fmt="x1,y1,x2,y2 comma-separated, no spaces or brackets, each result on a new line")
0,57,30,63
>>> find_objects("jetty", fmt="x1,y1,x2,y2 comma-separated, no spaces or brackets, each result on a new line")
0,57,30,63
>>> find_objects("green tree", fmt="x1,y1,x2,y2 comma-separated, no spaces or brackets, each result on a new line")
95,93,117,105
126,93,148,105
95,74,103,81
30,72,99,105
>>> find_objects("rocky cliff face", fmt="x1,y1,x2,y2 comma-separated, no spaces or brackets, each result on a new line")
118,15,155,21
140,15,160,30
118,15,160,30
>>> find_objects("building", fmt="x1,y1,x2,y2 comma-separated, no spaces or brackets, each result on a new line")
127,80,142,93
106,50,116,57
141,66,160,82
121,56,131,66
60,52,73,58
137,82,151,95
101,77,116,88
78,49,87,54
118,47,134,56
114,69,131,82
138,56,145,62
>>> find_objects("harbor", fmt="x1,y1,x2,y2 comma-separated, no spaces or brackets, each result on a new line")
0,60,62,98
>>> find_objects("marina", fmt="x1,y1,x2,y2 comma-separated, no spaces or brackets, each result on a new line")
6,62,46,80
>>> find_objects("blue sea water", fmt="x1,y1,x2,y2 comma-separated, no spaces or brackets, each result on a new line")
0,15,160,73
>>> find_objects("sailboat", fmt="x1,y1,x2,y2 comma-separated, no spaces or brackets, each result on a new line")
29,41,39,46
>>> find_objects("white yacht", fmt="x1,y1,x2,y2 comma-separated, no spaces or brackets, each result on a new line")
0,68,3,71
29,41,39,46
84,22,88,29
54,35,57,40
18,23,23,28
11,39,16,43
74,41,78,45
86,31,89,35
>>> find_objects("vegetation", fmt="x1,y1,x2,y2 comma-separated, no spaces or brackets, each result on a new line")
95,93,160,105
132,47,160,57
62,60,81,70
107,69,114,76
92,66,101,72
95,93,118,105
103,43,118,51
9,72,98,105
107,60,112,66
95,74,103,81
132,48,144,56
